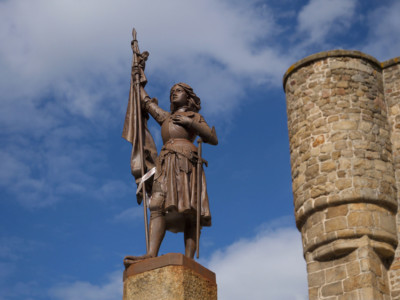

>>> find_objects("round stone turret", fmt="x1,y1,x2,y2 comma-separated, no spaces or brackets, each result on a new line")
283,50,400,299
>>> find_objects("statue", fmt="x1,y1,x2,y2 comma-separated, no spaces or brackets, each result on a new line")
122,29,218,266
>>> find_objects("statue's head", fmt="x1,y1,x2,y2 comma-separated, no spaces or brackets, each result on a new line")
170,83,201,113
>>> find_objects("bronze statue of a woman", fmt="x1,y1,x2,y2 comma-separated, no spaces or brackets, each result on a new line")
123,41,218,265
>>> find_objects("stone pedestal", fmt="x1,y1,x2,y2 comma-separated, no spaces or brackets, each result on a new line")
123,253,217,300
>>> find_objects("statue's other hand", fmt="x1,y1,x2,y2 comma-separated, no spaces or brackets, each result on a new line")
171,115,193,128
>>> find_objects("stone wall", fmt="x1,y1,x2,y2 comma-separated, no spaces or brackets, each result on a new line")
306,237,391,299
383,58,400,299
283,50,400,299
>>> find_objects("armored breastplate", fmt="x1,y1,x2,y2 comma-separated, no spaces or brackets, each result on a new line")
161,112,196,144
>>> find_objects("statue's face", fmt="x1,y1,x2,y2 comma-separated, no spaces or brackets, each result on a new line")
170,85,188,107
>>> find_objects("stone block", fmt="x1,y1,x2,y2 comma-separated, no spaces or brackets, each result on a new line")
335,140,348,150
335,178,352,190
308,270,326,287
306,164,320,178
343,273,375,292
313,135,325,147
308,287,319,300
321,161,336,172
326,265,347,283
347,211,373,227
326,205,348,219
325,217,348,232
357,287,385,300
332,120,358,131
337,81,349,88
321,281,343,297
346,261,361,277
123,253,217,300
339,290,360,300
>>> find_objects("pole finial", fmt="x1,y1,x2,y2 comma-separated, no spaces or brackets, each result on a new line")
132,28,137,40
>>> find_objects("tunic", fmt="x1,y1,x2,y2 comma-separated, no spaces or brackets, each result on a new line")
144,99,213,232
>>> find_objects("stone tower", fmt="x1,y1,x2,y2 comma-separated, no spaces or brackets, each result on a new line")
283,50,400,299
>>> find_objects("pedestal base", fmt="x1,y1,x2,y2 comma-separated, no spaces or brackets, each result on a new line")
123,253,217,300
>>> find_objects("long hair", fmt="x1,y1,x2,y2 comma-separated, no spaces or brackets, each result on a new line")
170,82,201,113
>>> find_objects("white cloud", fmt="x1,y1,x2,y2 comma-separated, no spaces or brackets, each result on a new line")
297,0,357,46
207,225,308,300
0,133,100,208
113,206,143,223
0,151,30,187
95,180,132,202
0,237,45,299
49,271,122,300
0,0,288,121
362,1,400,61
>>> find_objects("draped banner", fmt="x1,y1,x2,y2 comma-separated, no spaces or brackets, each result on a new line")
122,32,157,203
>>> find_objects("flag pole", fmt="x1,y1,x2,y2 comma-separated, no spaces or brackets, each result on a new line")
131,28,149,251
196,138,203,259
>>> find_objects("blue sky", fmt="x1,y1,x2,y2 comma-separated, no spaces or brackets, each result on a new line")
1,0,399,299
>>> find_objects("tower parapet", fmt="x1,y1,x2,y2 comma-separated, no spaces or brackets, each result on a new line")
283,50,400,299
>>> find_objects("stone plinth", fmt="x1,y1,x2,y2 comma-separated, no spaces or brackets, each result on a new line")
123,253,217,300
